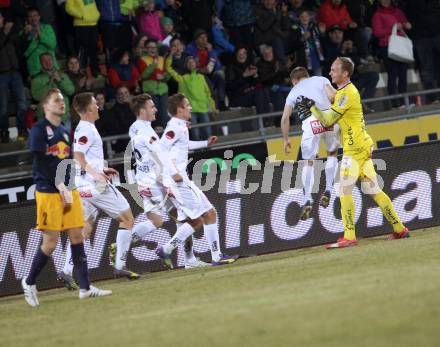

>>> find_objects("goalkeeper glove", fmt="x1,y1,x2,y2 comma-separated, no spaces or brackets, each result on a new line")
295,96,315,121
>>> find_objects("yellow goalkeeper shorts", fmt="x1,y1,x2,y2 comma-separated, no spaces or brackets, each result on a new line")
340,145,377,180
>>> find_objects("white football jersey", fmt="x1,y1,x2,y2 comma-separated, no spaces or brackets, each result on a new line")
285,76,332,113
129,119,149,139
74,120,104,188
160,117,207,179
131,121,176,187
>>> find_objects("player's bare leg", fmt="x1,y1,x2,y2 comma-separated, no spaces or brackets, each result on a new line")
300,160,314,220
320,150,338,208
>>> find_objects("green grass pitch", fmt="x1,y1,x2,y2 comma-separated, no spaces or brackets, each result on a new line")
2,227,440,347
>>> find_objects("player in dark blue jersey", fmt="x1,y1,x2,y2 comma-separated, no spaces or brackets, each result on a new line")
22,88,112,307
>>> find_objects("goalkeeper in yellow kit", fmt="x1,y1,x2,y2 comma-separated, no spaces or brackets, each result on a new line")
297,57,409,248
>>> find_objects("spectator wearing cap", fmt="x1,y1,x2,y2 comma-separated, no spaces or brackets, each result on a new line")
136,0,164,42
160,16,175,47
19,7,58,77
225,47,271,119
0,10,27,142
372,0,412,108
323,24,379,107
31,52,75,130
219,0,255,49
107,49,140,97
162,0,186,37
137,39,170,127
186,29,227,110
166,53,216,140
65,0,101,77
96,0,133,58
317,0,369,59
65,55,95,95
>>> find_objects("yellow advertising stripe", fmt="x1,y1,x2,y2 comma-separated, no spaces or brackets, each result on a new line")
267,114,440,162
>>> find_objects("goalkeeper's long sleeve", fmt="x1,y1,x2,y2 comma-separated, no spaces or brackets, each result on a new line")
310,106,342,127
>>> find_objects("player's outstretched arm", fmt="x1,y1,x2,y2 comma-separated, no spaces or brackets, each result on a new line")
310,106,342,127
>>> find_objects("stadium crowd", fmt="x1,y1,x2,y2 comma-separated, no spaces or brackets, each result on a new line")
0,0,439,146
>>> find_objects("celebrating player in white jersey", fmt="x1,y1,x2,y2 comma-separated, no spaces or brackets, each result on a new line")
281,67,340,220
125,94,210,269
155,93,239,268
57,93,155,287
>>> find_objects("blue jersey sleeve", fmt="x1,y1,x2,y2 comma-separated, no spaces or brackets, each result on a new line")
28,124,47,153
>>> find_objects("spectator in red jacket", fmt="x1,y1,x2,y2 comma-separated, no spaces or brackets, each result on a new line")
107,49,140,97
372,0,412,108
317,0,357,32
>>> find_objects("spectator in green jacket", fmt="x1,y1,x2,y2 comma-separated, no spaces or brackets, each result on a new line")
20,7,58,77
31,52,75,130
166,53,216,140
66,0,101,76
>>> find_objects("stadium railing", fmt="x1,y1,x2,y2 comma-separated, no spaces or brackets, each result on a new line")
1,88,440,180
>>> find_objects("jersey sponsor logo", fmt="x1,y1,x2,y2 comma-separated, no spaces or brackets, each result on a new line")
78,136,88,145
337,94,348,108
46,126,54,139
310,120,333,135
347,126,354,145
139,187,153,198
149,136,157,144
79,190,93,198
46,141,70,159
165,131,175,139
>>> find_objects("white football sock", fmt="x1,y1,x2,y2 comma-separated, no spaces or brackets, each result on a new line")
163,223,195,254
132,220,156,243
325,156,338,192
178,221,196,262
302,164,314,203
115,229,132,270
204,223,221,262
62,240,74,275
184,236,197,262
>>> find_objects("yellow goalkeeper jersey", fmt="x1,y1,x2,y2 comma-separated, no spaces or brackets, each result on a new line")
332,82,373,153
